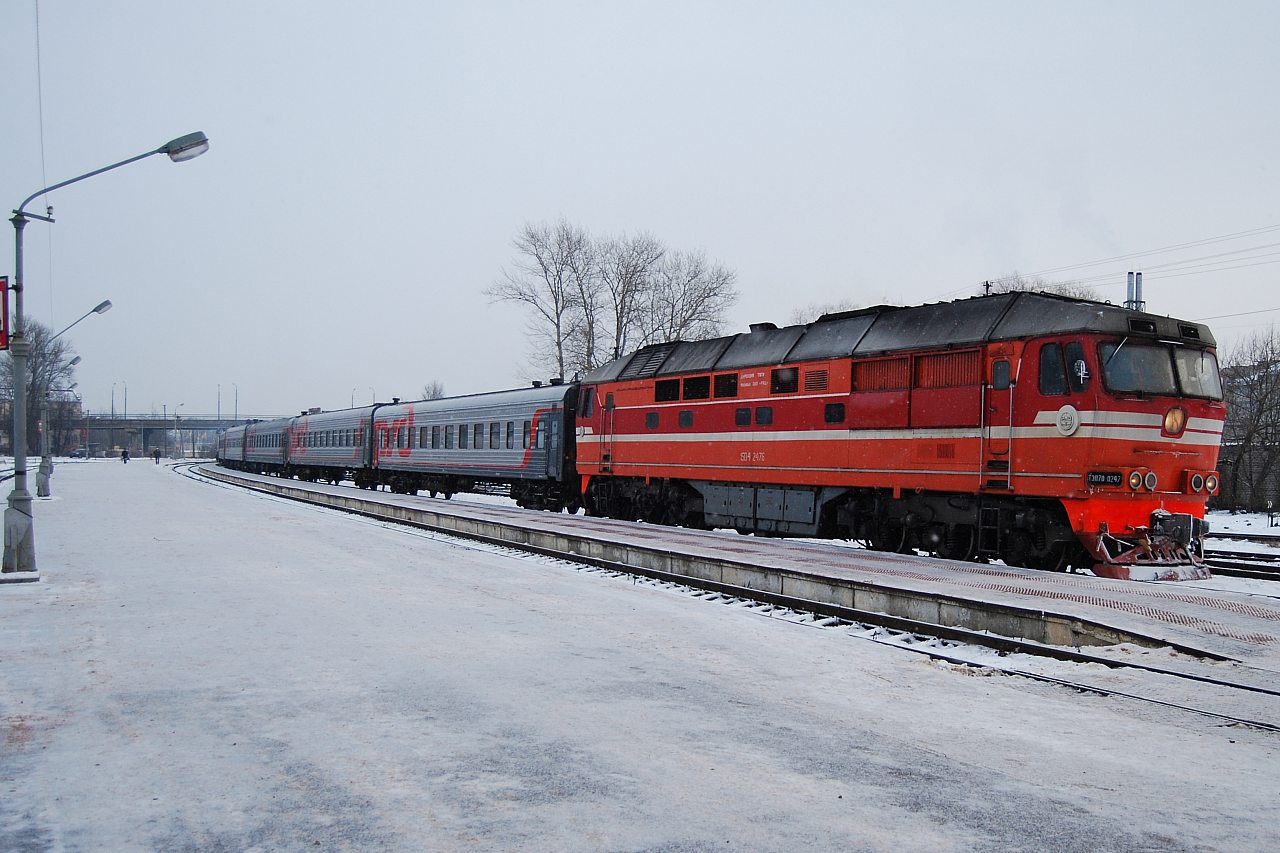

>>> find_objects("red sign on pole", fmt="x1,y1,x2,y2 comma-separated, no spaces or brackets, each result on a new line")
0,275,8,350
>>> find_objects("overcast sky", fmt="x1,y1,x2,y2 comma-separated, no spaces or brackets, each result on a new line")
2,1,1277,418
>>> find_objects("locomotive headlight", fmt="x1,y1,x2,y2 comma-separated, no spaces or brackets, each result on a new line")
1163,406,1187,436
1205,473,1220,494
1128,470,1144,490
1190,473,1205,493
1144,471,1158,491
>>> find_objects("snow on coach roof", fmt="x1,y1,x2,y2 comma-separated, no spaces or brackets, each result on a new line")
582,291,1218,383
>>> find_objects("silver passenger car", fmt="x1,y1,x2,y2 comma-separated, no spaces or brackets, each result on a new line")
370,384,578,509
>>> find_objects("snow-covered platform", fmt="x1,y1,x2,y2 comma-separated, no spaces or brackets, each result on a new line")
207,466,1280,676
4,459,1280,850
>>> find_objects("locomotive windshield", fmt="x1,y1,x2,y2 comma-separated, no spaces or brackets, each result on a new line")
1099,341,1222,400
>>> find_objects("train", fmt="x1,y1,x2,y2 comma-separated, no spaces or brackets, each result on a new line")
218,291,1225,581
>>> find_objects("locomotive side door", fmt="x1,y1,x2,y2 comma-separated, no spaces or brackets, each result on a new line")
982,345,1019,491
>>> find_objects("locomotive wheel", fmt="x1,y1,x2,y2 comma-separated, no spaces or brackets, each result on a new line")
1001,530,1033,568
940,524,977,562
868,519,909,553
1026,541,1069,572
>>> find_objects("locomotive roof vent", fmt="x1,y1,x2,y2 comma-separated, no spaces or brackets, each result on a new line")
749,322,778,332
1127,318,1158,335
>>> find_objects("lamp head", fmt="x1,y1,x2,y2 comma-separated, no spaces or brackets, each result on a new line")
69,356,82,367
161,132,210,163
93,300,113,315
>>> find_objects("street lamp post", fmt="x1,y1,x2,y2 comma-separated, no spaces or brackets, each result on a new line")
4,131,209,574
36,300,113,497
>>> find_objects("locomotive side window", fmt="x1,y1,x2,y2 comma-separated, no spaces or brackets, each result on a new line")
646,412,660,430
756,406,774,425
992,360,1011,390
735,408,751,427
1065,342,1089,392
1038,343,1068,396
655,379,680,402
714,373,738,398
770,368,798,394
824,403,846,424
683,376,710,400
678,410,694,428
578,386,595,419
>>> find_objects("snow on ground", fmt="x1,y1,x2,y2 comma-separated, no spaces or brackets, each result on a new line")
2,460,1279,851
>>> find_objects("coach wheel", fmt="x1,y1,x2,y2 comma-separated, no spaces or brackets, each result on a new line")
940,524,977,562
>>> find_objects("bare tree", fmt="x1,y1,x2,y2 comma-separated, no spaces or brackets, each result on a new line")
639,250,739,347
982,273,1098,301
494,221,738,377
420,380,446,400
487,219,592,381
597,231,666,362
1219,329,1280,510
0,319,81,454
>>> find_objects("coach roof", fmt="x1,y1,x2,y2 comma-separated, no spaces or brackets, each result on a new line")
581,291,1217,382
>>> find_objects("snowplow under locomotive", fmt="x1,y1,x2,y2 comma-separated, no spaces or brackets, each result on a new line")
217,291,1224,581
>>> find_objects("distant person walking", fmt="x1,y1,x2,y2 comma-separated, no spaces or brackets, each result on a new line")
153,448,162,464
121,448,130,464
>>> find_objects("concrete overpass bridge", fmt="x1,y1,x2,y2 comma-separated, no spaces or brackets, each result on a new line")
78,413,283,458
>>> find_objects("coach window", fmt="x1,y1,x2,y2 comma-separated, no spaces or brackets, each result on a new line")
506,421,515,449
536,422,546,450
714,373,738,398
1039,343,1068,396
824,403,846,424
992,359,1011,391
655,379,680,402
770,368,798,394
678,410,694,428
490,422,501,449
735,407,751,427
522,420,531,448
473,424,484,449
445,425,455,449
646,411,660,430
682,376,710,400
756,406,774,426
431,425,441,449
458,424,468,449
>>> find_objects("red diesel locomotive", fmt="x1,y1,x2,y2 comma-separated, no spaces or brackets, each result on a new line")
573,291,1224,580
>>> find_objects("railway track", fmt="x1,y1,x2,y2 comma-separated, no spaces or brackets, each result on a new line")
1205,546,1280,579
182,463,1280,732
